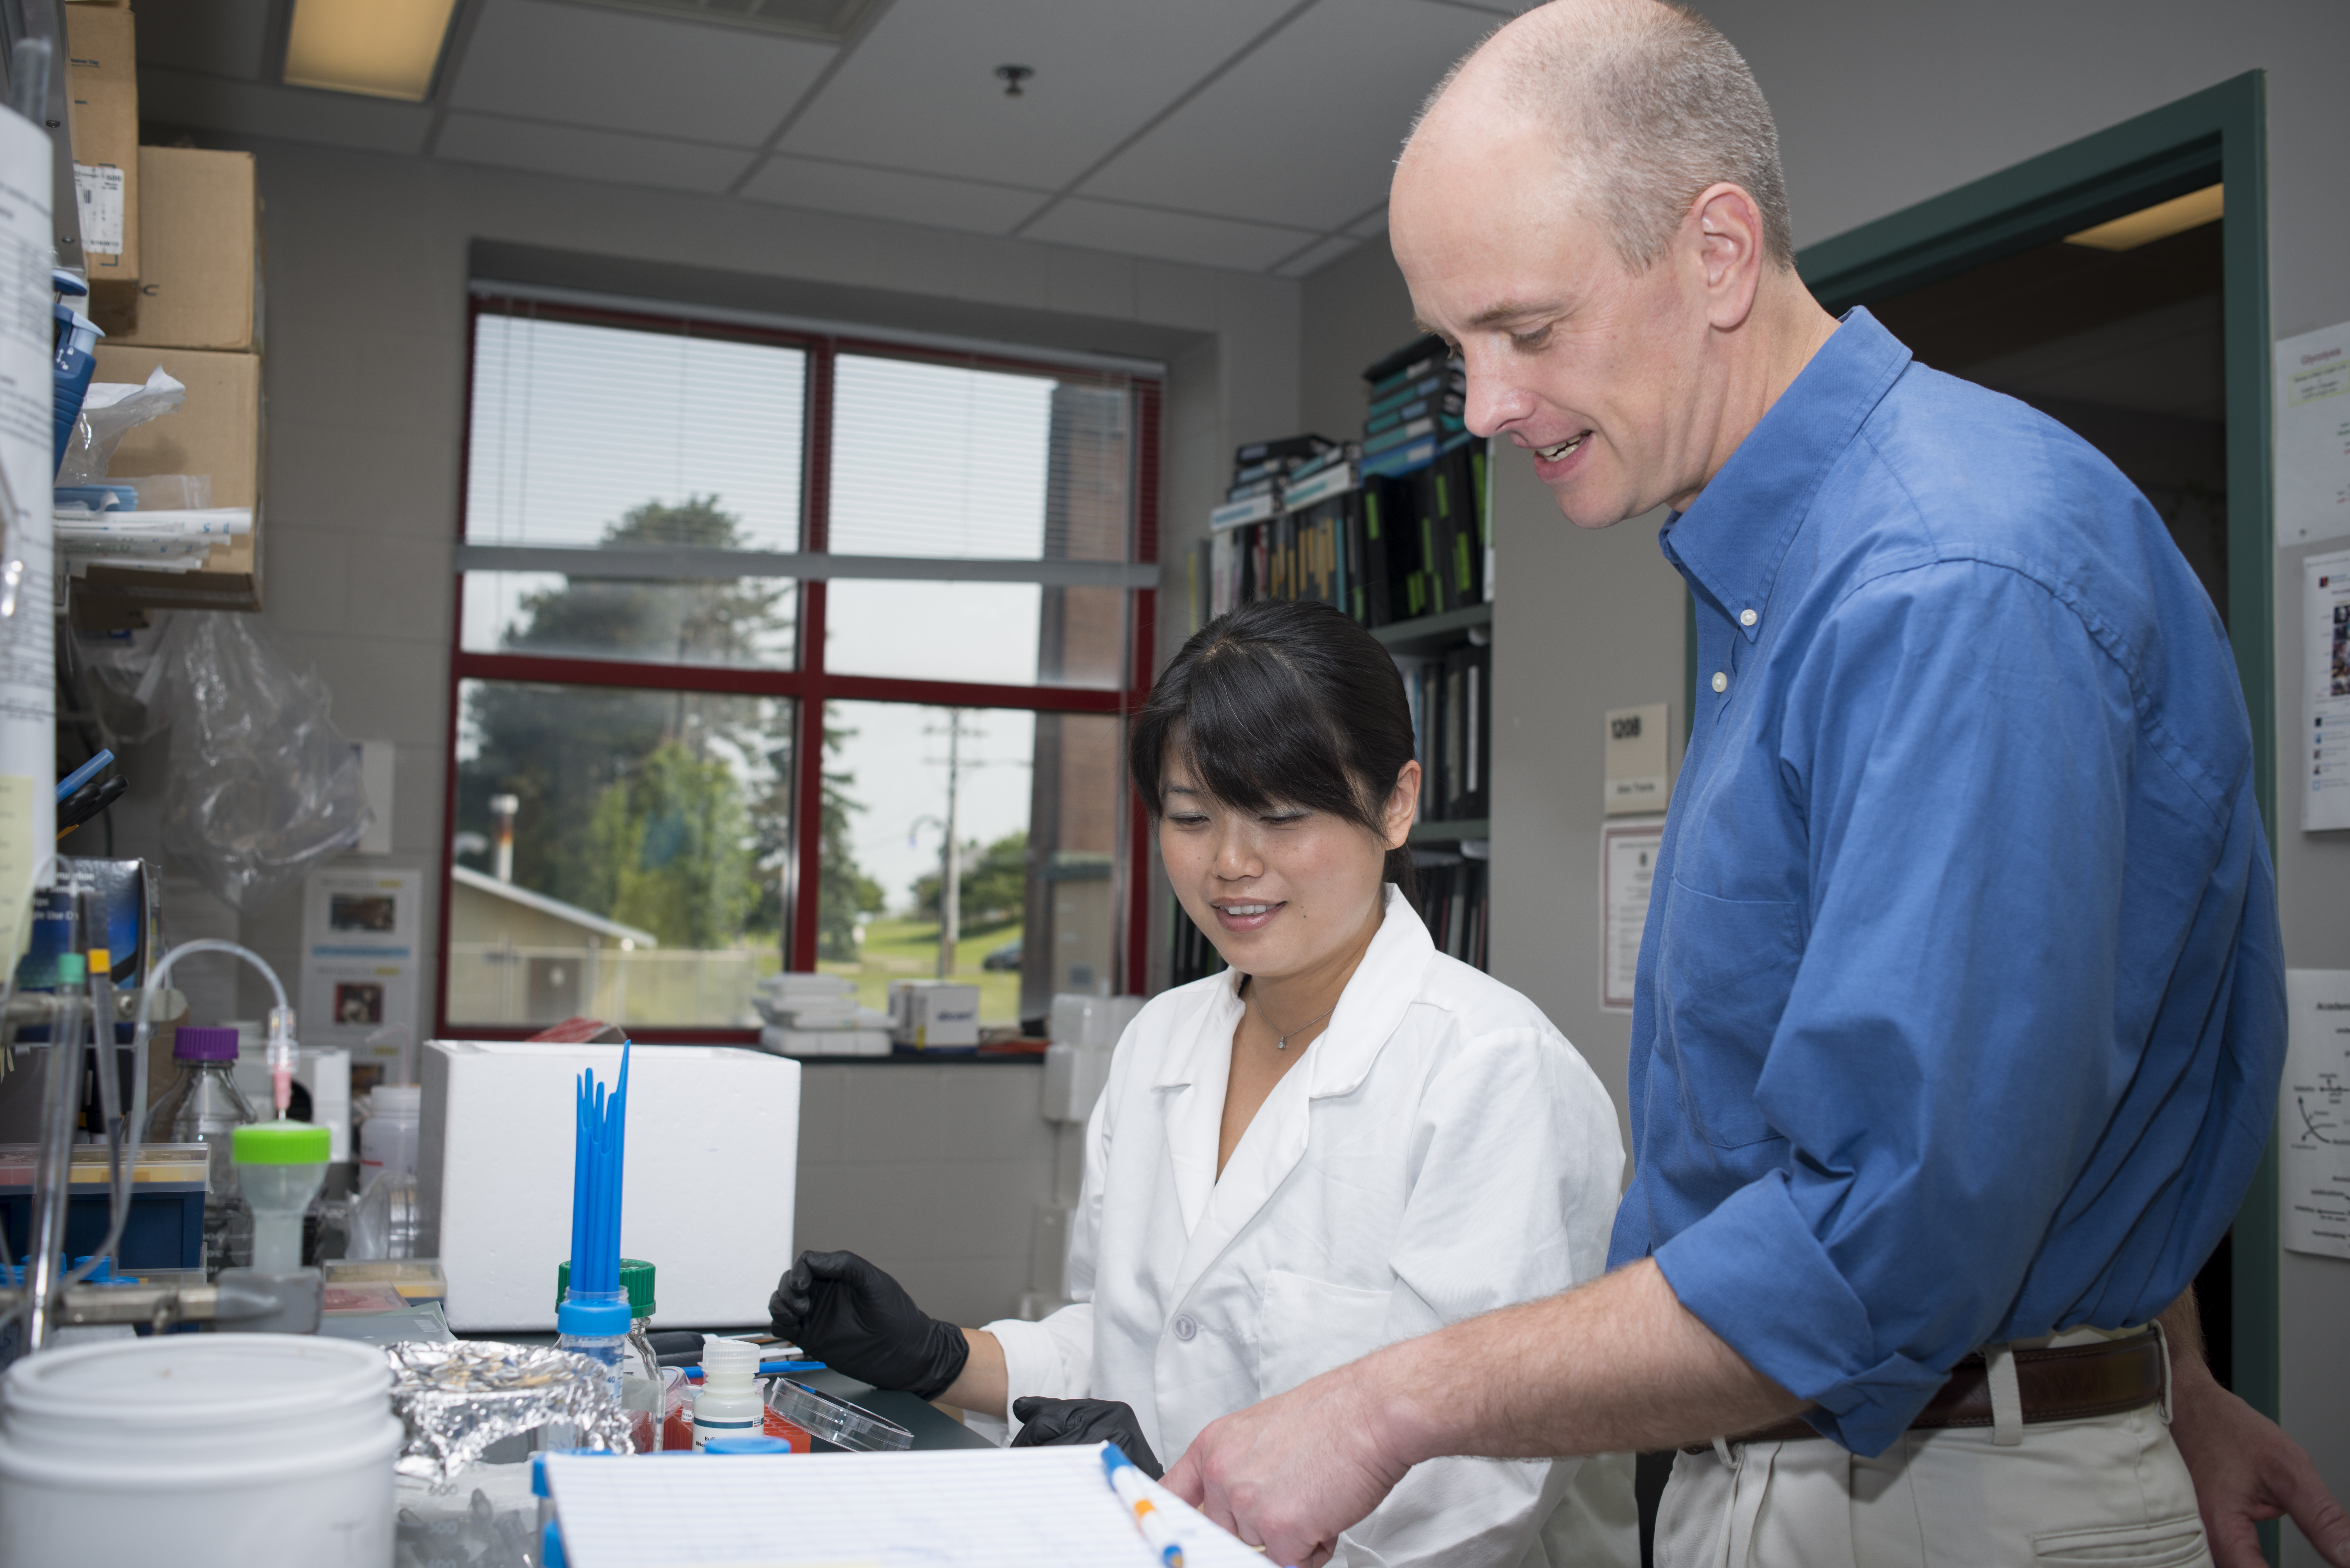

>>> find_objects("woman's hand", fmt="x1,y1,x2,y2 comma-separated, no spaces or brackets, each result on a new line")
1011,1397,1162,1478
766,1249,970,1399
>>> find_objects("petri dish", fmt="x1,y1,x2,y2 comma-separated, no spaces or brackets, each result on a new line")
762,1378,913,1452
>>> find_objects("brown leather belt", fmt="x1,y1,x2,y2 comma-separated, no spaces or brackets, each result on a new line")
1681,1330,2164,1454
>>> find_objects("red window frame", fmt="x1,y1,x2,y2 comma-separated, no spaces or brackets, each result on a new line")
440,296,1161,1041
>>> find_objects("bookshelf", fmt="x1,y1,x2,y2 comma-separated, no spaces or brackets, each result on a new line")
1171,336,1497,981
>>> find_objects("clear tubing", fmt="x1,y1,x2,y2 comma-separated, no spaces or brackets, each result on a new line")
63,940,297,1293
63,954,123,1295
24,989,85,1352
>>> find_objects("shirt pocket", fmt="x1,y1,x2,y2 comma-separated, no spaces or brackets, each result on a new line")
1653,877,1805,1150
1255,1270,1394,1396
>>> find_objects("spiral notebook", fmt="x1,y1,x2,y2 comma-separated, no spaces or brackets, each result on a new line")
542,1443,1272,1568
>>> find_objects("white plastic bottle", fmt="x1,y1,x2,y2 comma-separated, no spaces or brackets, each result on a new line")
690,1339,765,1452
357,1086,421,1182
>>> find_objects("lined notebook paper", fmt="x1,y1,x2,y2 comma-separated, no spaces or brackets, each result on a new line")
544,1444,1272,1568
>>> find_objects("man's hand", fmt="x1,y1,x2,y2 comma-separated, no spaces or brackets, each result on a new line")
2162,1290,2350,1567
1165,1359,1416,1568
2171,1359,2350,1566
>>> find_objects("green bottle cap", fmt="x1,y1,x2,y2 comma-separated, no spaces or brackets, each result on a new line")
557,1257,656,1319
231,1121,331,1165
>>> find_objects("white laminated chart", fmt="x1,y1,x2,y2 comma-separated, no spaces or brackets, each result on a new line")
2283,970,2350,1261
2279,322,2350,547
2302,549,2350,832
544,1444,1268,1568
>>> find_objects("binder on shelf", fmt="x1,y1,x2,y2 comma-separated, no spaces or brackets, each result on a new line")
1211,492,1278,531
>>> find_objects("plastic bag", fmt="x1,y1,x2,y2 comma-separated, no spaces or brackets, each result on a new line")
150,612,372,911
56,367,185,487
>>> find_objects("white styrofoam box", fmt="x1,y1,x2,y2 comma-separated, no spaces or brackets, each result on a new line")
887,981,979,1047
416,1041,800,1331
1040,1041,1114,1125
1046,993,1146,1049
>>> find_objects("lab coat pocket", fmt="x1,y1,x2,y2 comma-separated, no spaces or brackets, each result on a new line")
1255,1270,1394,1397
1653,877,1804,1150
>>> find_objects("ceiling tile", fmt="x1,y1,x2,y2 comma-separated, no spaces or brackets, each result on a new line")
1079,0,1490,231
435,112,755,194
779,0,1300,190
450,0,835,147
1272,234,1360,278
739,155,1051,236
1021,198,1315,273
133,0,271,81
138,66,435,155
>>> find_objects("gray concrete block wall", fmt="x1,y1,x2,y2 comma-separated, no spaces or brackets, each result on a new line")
792,1063,1058,1329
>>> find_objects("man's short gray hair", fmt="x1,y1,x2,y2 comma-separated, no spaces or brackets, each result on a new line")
1414,0,1795,272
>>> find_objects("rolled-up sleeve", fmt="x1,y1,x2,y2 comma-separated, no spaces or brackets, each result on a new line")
1656,559,2165,1455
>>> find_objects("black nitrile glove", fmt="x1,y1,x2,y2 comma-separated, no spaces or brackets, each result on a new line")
1010,1397,1162,1478
766,1249,969,1399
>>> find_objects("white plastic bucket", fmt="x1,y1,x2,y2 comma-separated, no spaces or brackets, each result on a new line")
0,1333,400,1566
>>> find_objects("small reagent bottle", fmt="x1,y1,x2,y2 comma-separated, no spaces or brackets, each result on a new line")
691,1338,765,1452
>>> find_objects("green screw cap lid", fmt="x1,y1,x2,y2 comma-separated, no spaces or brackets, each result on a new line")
231,1121,331,1165
557,1257,656,1319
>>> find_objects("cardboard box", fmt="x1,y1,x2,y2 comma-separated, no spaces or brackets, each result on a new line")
76,345,264,611
64,5,137,283
90,149,258,351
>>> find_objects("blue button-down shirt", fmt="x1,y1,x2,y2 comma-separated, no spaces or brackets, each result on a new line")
1608,308,2286,1458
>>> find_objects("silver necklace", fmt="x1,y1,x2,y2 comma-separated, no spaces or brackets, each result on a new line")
1250,985,1337,1051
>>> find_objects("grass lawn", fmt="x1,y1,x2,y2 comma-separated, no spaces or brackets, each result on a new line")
818,915,1026,1026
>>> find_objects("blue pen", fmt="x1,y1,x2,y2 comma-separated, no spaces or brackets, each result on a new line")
677,1359,825,1378
1103,1443,1184,1568
57,750,112,801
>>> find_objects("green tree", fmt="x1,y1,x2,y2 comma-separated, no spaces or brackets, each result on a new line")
458,495,881,951
913,831,1028,931
816,718,887,961
587,740,752,948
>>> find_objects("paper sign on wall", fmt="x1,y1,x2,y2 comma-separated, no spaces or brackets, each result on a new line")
2302,548,2350,832
1603,703,1670,816
2279,322,2350,547
2283,970,2350,1261
1600,818,1664,1012
300,867,421,1093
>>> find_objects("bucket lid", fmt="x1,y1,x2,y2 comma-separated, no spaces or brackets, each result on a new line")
557,1258,654,1319
173,1026,240,1062
232,1121,330,1165
1,1334,389,1428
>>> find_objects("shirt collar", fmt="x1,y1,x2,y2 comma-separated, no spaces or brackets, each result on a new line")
1660,307,1912,640
1151,883,1434,1094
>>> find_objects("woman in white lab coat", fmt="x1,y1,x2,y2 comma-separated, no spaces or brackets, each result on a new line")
770,598,1627,1567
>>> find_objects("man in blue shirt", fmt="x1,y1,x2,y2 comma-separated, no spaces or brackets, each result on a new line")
1167,4,2350,1565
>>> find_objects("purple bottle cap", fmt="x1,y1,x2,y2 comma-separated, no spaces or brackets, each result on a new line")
174,1026,241,1062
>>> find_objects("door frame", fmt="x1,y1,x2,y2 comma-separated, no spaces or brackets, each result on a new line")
1790,68,2281,1468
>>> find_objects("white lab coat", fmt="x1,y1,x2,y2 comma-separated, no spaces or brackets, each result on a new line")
983,886,1626,1568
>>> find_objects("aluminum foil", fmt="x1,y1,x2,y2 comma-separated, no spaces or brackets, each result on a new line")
384,1341,633,1483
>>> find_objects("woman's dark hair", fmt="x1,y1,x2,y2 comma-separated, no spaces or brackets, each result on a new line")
1131,598,1420,907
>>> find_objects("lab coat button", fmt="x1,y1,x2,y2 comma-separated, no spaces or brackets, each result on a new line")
1711,671,1728,693
1171,1313,1198,1342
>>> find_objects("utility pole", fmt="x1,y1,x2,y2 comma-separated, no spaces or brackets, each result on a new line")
936,710,965,977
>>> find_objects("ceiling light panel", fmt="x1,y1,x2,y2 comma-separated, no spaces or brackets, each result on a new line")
285,0,462,100
2065,183,2223,253
553,0,883,43
777,0,1302,192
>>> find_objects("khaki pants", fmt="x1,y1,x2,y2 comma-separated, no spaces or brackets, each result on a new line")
1657,1335,2212,1568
